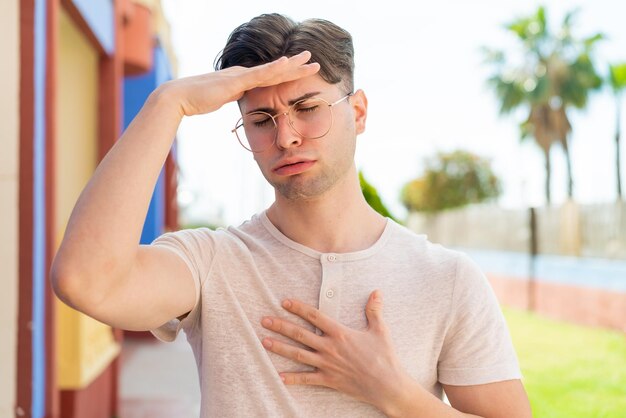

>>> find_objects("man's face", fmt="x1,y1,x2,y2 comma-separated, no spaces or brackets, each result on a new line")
239,74,367,201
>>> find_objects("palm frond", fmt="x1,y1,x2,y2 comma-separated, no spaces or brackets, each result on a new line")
609,63,626,92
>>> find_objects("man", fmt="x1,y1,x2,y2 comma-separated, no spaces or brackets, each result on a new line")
51,13,532,418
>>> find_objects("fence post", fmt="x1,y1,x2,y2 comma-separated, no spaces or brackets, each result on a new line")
528,207,537,312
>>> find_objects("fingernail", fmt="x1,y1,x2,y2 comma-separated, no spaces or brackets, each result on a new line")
282,300,292,309
262,339,272,349
280,374,285,382
262,317,273,327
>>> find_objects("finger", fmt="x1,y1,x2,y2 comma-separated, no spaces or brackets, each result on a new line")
282,50,313,66
266,50,312,70
281,299,339,336
262,337,323,368
280,372,326,387
261,317,325,351
365,290,385,332
254,51,320,86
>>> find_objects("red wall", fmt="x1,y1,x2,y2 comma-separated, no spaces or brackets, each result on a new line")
488,273,626,332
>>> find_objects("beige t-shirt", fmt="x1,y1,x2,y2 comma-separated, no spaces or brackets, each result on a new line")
150,212,521,417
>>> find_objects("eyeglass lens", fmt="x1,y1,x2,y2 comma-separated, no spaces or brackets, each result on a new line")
235,98,333,152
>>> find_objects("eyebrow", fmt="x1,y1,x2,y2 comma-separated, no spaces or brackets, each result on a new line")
246,91,321,115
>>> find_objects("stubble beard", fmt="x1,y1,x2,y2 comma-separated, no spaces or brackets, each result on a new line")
272,170,336,201
262,131,357,202
269,158,352,202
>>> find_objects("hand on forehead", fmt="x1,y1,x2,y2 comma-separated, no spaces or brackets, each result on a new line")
240,73,334,113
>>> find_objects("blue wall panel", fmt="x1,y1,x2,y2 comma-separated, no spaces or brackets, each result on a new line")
70,0,114,54
33,0,47,416
124,46,173,244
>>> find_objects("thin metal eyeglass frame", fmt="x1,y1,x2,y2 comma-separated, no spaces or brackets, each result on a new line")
231,93,353,153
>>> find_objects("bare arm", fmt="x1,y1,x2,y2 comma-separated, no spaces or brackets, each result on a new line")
379,379,531,418
50,52,320,331
442,380,532,418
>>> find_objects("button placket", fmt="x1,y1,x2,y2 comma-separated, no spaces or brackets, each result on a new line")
318,254,341,323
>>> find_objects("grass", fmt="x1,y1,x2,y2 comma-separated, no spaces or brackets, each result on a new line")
503,308,626,418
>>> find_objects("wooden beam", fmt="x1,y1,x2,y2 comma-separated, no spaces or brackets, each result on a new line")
17,0,36,415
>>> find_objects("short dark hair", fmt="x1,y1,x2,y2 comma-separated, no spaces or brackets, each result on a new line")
215,13,354,93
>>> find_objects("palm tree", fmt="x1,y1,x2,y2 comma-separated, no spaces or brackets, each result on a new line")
609,63,626,199
484,7,603,204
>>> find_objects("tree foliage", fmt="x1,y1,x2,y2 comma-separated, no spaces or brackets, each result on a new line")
609,63,626,93
359,171,400,223
401,150,501,213
609,62,626,199
484,6,603,203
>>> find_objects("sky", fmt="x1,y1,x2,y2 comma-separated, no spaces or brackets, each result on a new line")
160,0,626,226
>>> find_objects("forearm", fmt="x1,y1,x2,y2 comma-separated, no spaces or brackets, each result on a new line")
383,377,482,418
51,85,183,303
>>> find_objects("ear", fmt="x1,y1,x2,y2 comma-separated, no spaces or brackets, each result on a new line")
350,89,368,135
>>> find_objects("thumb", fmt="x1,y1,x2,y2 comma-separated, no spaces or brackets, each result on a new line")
365,290,385,332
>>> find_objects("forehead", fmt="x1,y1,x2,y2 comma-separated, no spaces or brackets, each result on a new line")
240,74,337,112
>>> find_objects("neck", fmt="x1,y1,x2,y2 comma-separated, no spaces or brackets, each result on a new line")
266,167,387,253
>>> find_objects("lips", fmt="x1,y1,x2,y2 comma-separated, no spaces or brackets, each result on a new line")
272,159,316,176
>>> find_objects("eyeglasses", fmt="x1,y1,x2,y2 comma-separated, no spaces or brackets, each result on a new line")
232,93,352,153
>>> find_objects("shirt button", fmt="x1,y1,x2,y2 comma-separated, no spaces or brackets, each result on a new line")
327,255,337,262
325,289,335,298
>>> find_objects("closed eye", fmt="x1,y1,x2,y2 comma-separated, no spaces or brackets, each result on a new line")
254,118,273,127
246,112,274,128
295,104,320,113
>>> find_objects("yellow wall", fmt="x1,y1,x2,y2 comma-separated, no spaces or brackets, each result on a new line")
55,8,120,390
0,0,20,414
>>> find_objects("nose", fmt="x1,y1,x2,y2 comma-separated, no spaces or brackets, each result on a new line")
274,112,303,150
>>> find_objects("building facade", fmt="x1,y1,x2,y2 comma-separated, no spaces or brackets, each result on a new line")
0,1,179,416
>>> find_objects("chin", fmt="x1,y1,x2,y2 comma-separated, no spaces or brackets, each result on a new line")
274,176,335,201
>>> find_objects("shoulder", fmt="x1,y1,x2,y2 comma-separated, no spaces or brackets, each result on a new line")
386,219,465,269
152,227,218,250
153,213,267,249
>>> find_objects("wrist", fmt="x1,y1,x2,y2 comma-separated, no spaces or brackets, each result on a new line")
380,374,426,418
147,81,186,121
